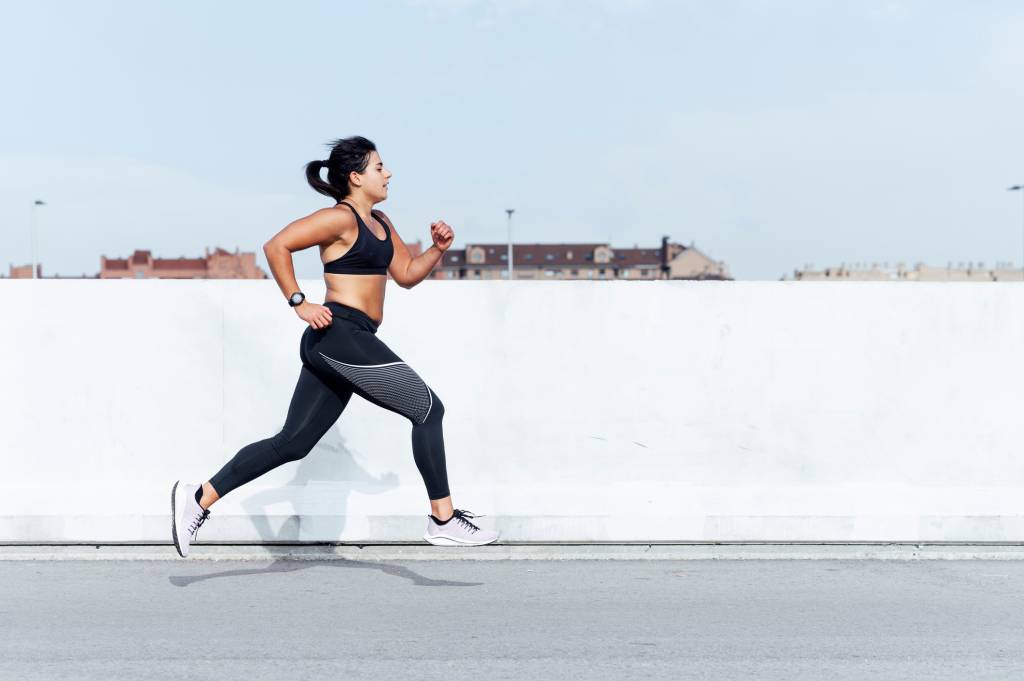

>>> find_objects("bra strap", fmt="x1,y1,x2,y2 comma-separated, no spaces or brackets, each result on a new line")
337,201,359,219
338,201,371,236
370,211,390,237
338,202,388,238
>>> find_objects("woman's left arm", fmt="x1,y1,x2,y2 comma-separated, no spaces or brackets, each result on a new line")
377,210,453,289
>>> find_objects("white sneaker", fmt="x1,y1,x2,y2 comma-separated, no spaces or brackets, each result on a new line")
171,480,211,558
423,509,499,546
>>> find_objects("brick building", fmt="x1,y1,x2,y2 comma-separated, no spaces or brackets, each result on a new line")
100,247,268,279
432,236,730,280
6,264,40,279
4,264,96,279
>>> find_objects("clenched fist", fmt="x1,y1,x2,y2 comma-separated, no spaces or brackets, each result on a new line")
430,220,454,252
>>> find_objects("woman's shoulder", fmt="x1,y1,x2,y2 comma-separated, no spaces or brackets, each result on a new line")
290,205,357,241
308,205,356,226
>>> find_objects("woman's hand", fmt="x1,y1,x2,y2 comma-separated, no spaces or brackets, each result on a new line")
294,302,333,329
430,220,454,252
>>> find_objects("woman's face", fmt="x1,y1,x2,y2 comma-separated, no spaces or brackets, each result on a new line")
353,150,392,202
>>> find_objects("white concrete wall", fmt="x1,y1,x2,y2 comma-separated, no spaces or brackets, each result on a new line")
2,279,1024,543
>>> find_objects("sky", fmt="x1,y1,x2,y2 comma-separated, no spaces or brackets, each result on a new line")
1,0,1023,280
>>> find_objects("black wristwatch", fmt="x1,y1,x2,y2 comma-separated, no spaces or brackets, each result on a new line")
287,291,306,307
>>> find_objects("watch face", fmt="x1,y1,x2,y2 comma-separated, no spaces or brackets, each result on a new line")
290,293,304,305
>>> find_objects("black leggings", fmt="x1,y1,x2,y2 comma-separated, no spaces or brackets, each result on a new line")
208,301,450,500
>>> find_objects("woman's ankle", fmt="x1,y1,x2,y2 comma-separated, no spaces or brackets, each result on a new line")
198,482,220,510
430,496,453,522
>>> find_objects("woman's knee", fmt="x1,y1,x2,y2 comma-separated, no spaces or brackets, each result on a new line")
425,387,444,423
269,429,317,464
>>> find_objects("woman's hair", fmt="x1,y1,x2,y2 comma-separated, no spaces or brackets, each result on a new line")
305,136,377,202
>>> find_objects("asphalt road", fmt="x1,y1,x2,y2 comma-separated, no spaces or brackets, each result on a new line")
3,559,1023,680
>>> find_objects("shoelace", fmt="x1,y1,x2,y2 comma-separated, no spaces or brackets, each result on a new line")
188,508,211,540
452,509,483,533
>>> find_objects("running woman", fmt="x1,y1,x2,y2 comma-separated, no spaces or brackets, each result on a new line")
172,136,498,557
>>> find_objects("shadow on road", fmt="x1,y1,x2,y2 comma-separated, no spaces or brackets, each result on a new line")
168,558,483,588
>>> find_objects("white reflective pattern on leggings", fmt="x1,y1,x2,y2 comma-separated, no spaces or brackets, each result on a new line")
319,354,433,424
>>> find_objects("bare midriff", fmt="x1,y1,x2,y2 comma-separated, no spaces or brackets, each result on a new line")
323,273,387,325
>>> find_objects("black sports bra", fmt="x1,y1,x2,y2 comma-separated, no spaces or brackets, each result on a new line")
323,201,394,275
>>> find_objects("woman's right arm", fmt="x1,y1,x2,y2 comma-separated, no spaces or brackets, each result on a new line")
263,208,351,329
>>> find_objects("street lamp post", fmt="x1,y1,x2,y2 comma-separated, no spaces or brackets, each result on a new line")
505,209,515,280
31,199,45,279
1011,186,1024,281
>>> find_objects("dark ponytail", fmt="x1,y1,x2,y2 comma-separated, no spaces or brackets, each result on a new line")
305,136,377,203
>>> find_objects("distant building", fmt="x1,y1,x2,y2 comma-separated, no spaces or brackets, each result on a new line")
405,241,424,259
4,264,96,279
7,238,722,281
6,264,39,279
100,247,268,279
784,261,1024,282
433,237,730,280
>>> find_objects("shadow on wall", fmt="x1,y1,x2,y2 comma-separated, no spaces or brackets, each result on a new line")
239,426,399,542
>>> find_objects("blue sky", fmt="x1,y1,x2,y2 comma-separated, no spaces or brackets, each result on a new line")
2,0,1023,279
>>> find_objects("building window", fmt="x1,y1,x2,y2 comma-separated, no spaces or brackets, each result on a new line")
500,254,507,261
570,269,578,276
545,253,554,261
134,271,145,279
545,269,556,277
525,253,534,260
599,268,606,276
449,255,460,263
500,270,509,279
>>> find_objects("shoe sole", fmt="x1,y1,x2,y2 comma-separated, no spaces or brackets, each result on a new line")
171,480,186,558
422,533,499,547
